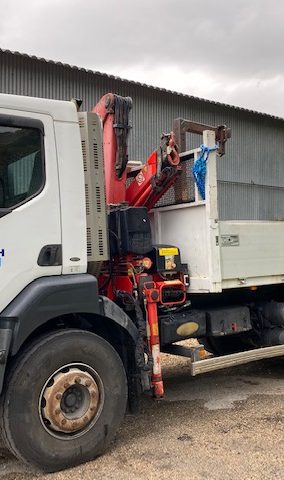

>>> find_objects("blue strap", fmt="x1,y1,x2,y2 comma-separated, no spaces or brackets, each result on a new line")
192,144,218,200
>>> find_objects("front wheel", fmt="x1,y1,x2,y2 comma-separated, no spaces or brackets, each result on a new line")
0,329,127,472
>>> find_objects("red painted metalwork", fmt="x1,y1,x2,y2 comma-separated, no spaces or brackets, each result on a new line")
92,93,131,204
94,93,187,398
143,284,164,398
154,279,186,306
126,151,157,206
93,94,121,204
126,132,181,211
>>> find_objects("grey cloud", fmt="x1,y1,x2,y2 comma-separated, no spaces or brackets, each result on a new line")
0,0,284,115
1,0,282,74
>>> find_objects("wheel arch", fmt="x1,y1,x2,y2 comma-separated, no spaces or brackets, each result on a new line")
0,275,139,401
19,309,138,366
0,275,138,355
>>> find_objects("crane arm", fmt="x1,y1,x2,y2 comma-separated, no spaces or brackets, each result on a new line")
92,93,180,209
92,93,132,204
126,131,181,210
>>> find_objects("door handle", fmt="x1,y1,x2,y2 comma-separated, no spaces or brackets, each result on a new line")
37,245,62,266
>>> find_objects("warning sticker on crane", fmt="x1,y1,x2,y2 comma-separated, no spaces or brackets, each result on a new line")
159,247,178,256
136,171,145,186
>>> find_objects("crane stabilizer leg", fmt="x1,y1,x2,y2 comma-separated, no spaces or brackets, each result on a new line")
143,280,186,398
143,284,164,398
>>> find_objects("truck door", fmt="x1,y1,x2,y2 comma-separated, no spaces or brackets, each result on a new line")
0,112,61,313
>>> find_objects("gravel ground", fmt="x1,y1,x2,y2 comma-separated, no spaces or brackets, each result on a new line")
0,351,283,480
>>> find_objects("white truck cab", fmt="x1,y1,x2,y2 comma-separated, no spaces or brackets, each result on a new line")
0,95,137,472
0,94,87,313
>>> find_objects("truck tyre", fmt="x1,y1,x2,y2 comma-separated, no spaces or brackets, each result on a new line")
0,329,128,472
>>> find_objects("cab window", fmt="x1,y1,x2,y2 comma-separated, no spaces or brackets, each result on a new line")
0,121,44,210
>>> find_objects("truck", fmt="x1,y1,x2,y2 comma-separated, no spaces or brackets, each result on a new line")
0,92,283,472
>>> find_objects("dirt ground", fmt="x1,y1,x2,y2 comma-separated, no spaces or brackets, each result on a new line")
0,352,283,480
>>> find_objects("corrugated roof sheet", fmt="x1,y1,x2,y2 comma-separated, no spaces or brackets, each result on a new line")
1,47,283,122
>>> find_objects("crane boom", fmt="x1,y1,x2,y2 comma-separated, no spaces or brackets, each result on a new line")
92,93,132,204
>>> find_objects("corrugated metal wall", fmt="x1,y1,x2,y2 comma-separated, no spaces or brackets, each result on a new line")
1,50,284,221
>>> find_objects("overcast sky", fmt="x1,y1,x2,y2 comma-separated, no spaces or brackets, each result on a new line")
1,0,283,116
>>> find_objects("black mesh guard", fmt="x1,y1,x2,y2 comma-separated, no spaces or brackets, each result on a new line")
155,156,196,208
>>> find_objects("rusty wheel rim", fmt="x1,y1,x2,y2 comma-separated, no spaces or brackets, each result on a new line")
39,363,104,438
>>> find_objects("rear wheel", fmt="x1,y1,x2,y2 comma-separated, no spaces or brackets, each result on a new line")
0,329,127,472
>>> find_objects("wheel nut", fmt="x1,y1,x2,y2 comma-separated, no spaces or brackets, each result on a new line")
85,380,91,387
64,382,70,389
75,377,81,384
90,389,97,398
55,408,61,415
61,419,67,425
83,416,89,423
55,393,62,400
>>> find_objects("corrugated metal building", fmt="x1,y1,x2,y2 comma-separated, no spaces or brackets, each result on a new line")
1,48,284,221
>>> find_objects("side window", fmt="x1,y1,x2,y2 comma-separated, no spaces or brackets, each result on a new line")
0,119,44,210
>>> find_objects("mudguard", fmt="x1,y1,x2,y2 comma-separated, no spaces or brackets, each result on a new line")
0,274,138,393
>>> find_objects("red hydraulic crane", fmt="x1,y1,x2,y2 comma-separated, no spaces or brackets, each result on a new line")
93,92,181,209
93,93,185,398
